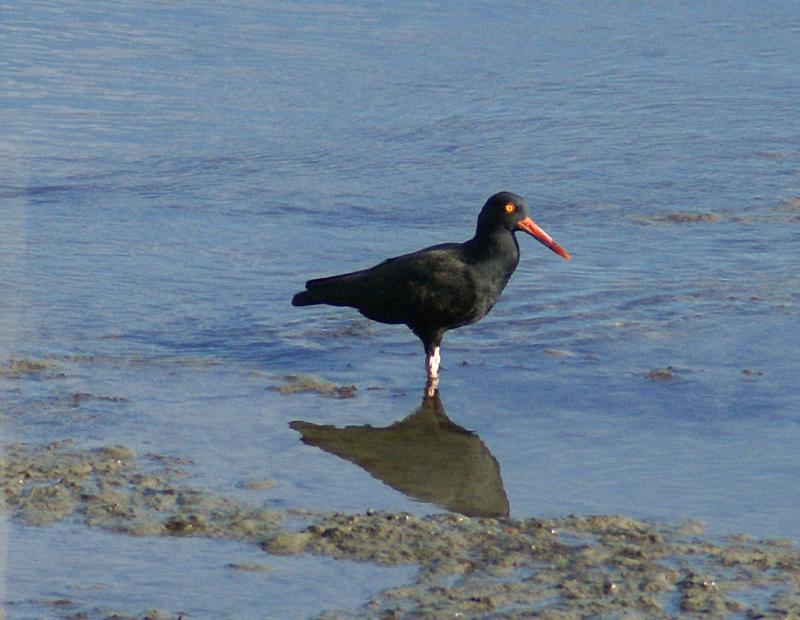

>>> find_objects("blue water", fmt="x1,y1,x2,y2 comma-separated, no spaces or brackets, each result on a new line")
3,2,800,617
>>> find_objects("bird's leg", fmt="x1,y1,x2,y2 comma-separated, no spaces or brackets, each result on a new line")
425,345,440,380
420,332,443,397
424,345,441,397
425,376,438,398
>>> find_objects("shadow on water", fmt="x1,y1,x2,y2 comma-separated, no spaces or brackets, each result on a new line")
289,390,509,518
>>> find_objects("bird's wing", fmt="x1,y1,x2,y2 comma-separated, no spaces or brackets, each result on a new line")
344,246,479,327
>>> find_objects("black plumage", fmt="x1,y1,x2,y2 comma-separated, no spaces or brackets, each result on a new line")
292,191,570,388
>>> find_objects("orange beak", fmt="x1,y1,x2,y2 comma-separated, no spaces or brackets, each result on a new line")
516,217,572,260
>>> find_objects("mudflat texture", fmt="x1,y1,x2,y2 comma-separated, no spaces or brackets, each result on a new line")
4,441,798,619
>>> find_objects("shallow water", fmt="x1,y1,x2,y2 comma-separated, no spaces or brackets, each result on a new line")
3,1,800,617
3,519,411,619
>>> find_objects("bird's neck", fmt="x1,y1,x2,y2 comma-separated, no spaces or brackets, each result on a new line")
467,229,520,272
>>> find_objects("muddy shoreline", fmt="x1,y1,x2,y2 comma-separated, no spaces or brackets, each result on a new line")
4,440,799,619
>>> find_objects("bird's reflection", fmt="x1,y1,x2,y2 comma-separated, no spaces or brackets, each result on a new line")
289,390,509,518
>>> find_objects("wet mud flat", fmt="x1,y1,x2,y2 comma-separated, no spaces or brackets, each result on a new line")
4,441,799,619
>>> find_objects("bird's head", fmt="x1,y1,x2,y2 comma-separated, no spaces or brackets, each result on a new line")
477,192,571,260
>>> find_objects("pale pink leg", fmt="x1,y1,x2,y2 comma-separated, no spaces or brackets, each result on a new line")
425,345,441,380
425,346,440,397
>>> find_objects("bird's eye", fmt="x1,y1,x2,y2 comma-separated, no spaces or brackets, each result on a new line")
504,203,516,214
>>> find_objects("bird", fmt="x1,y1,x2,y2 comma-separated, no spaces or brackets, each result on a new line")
292,191,570,391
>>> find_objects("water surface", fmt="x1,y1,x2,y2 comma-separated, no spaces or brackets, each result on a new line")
2,2,799,617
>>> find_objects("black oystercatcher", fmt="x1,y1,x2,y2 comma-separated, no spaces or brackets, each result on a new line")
292,192,570,390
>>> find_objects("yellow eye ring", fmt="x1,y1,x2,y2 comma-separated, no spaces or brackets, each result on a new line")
504,203,516,214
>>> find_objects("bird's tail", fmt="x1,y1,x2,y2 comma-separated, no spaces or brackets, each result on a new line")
291,290,319,306
291,271,366,307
